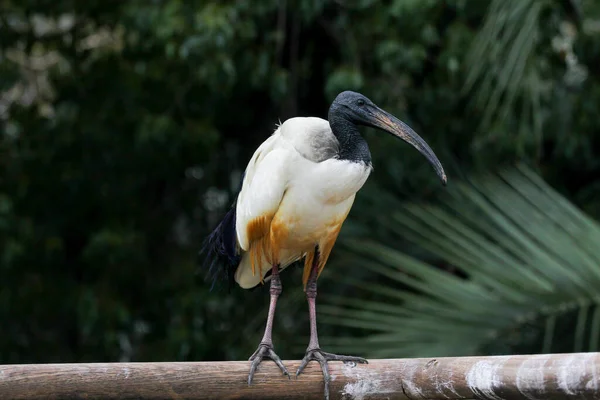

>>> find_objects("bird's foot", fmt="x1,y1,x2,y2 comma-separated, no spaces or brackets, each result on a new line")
296,348,368,400
247,342,290,385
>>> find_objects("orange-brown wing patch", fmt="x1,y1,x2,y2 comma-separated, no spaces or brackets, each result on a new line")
246,214,291,283
302,251,315,287
246,215,273,282
302,223,343,288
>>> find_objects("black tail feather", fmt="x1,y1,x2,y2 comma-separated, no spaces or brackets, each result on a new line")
199,204,241,290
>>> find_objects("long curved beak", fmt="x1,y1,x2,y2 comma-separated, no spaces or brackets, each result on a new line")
368,106,447,185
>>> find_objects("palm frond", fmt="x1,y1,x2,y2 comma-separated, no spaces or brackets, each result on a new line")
464,0,551,152
321,165,600,358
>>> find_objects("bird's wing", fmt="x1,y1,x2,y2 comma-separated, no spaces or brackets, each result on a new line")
235,133,291,252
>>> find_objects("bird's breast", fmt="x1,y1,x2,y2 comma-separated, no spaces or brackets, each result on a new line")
315,159,372,204
272,158,371,250
293,157,371,202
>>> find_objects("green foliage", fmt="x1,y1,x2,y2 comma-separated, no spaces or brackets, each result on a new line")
464,0,549,152
0,0,599,364
322,166,600,357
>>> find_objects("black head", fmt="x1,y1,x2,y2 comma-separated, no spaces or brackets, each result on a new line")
329,91,378,125
329,90,447,185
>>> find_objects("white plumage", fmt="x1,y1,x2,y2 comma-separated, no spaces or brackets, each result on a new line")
234,117,372,288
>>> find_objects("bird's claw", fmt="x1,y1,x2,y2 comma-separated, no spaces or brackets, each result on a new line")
247,342,290,385
296,348,368,400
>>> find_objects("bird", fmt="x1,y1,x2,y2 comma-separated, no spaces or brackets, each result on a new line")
200,90,446,400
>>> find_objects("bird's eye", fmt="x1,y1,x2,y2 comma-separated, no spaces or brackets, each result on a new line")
357,99,365,106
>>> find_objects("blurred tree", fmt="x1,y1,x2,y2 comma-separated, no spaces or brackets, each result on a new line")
0,0,599,364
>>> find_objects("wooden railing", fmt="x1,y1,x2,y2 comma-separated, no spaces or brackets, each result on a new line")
0,353,598,399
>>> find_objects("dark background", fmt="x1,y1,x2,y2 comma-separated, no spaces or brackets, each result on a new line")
2,0,600,364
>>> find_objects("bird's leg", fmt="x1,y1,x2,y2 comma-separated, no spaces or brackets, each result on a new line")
247,264,289,385
296,250,368,400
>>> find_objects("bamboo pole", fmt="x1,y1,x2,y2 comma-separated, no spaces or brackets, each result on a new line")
0,353,598,399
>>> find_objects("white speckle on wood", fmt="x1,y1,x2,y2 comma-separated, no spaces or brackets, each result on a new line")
342,362,358,376
421,358,452,398
117,367,130,379
399,363,425,398
432,375,452,399
556,352,599,395
433,361,459,399
342,379,384,400
557,354,585,395
515,354,549,400
584,352,599,391
466,359,505,400
340,362,394,400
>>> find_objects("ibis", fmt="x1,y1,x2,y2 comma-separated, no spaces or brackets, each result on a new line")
201,91,446,399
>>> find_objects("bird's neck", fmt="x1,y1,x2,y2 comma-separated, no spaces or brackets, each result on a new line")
328,113,372,165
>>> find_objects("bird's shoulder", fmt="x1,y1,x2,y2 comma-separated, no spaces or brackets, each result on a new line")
279,117,339,163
